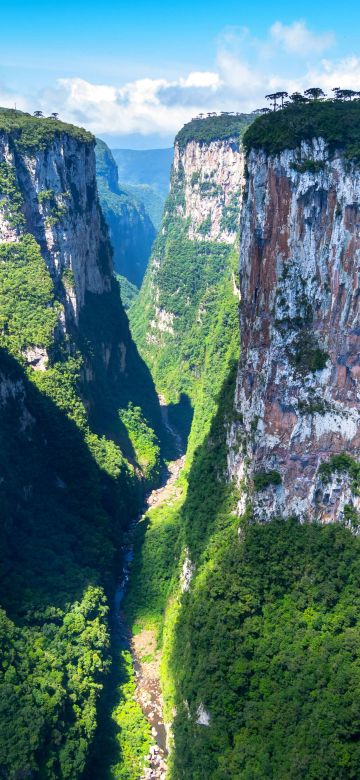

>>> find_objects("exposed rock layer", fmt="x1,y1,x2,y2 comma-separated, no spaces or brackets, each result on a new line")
138,132,245,356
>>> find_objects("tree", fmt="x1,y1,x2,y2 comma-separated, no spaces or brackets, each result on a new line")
275,91,288,108
290,92,308,104
265,93,278,111
33,110,43,118
252,108,271,115
304,87,325,101
265,91,288,111
49,112,59,120
333,88,357,101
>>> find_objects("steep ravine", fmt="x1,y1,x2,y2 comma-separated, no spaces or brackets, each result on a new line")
122,113,251,778
3,102,360,780
115,412,184,780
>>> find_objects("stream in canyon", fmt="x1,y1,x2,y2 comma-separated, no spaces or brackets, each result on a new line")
114,400,184,779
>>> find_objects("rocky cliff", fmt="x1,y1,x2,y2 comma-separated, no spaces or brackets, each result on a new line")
0,118,110,323
95,138,156,287
229,102,360,526
173,137,245,243
0,111,163,443
130,113,251,411
103,105,360,780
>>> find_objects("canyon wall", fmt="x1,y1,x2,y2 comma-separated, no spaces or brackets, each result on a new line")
229,135,360,525
0,113,164,441
130,114,251,407
172,137,245,243
0,123,111,323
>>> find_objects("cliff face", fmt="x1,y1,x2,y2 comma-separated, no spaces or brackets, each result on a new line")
130,114,251,408
229,137,360,525
95,138,156,287
0,127,111,322
173,138,245,243
117,105,360,780
0,115,163,440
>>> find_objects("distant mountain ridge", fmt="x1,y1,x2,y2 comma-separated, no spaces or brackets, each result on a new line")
95,138,156,287
111,147,173,197
111,147,173,231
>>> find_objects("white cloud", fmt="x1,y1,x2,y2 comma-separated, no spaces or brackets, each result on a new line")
307,56,360,91
270,21,334,56
0,81,32,113
181,71,220,89
2,19,358,140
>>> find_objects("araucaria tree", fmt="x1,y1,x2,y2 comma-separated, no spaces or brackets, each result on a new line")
304,87,325,101
290,92,308,104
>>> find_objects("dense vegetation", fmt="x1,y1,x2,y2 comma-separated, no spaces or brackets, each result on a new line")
124,116,244,772
84,642,152,780
176,113,252,149
0,234,59,352
132,237,235,404
3,102,360,779
117,274,139,311
125,352,360,779
0,348,134,779
244,100,360,160
0,108,92,149
130,171,239,415
171,514,360,778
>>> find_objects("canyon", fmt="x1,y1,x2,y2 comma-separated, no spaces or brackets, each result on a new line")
1,101,360,780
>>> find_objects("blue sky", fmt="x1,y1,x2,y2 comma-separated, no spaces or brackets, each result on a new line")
1,0,359,148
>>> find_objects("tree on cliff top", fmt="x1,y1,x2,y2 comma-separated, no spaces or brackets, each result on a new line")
304,87,325,101
265,92,288,111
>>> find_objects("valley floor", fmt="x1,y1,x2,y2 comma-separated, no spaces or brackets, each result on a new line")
131,452,184,779
114,409,185,780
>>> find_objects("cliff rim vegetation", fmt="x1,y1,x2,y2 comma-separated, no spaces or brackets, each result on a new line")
244,99,360,160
